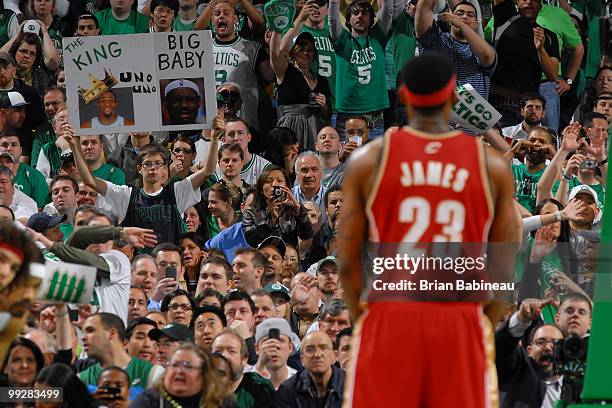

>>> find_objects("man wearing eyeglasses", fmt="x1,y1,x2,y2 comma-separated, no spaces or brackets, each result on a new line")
415,0,496,100
277,331,344,408
149,0,179,33
495,298,578,408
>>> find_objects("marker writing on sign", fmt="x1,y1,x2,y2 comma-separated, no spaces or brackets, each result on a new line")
158,34,206,71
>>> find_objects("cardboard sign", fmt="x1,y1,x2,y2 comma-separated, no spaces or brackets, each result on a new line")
63,31,217,135
264,0,296,33
34,261,97,305
451,84,501,133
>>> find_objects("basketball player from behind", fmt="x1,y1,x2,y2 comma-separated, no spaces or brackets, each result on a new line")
338,54,521,407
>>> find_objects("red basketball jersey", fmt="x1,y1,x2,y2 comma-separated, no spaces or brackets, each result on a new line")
367,128,494,244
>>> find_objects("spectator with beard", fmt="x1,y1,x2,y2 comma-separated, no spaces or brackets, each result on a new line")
502,94,546,141
211,330,275,408
506,127,556,213
315,256,339,304
257,236,285,286
496,298,577,407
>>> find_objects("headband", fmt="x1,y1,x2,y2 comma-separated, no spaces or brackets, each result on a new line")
399,74,456,108
0,242,24,263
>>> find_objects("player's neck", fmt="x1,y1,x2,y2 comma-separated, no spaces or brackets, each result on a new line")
578,171,598,185
130,134,150,148
311,369,333,398
100,114,118,125
407,117,452,134
224,174,241,188
243,150,253,164
112,8,132,20
143,180,163,194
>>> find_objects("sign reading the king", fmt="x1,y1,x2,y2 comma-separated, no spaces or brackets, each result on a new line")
63,32,217,135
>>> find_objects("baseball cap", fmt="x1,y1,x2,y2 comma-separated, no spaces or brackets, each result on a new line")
0,91,29,109
148,323,194,342
255,317,300,351
0,53,15,66
0,152,14,163
292,32,316,53
568,185,598,203
27,213,67,233
316,256,338,273
164,79,201,97
257,235,286,258
263,283,290,302
191,305,227,328
22,20,42,36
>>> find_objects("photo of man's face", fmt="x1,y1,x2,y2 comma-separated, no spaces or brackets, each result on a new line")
98,91,118,120
165,83,201,125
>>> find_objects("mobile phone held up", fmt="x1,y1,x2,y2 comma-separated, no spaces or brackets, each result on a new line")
269,328,280,340
165,266,177,280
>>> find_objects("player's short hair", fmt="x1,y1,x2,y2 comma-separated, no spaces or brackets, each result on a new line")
452,1,477,15
401,53,454,115
345,0,375,32
136,143,169,166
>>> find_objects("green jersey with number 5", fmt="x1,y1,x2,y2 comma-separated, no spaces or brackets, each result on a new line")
301,24,336,110
333,26,388,113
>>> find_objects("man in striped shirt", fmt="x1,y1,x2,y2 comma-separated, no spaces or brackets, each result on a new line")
415,0,496,99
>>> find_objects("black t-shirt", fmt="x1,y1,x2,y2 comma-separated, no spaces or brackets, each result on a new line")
490,0,559,93
278,64,330,106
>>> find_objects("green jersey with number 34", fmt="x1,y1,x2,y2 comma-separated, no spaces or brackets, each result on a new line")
333,25,389,113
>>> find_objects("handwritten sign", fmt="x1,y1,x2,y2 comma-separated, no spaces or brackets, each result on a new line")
63,31,217,135
451,84,501,133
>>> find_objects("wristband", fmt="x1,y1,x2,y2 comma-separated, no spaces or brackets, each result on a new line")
555,211,562,222
562,173,572,182
598,158,608,166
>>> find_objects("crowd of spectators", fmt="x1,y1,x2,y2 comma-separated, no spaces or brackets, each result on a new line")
0,0,607,406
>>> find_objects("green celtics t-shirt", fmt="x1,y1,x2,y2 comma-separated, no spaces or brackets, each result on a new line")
333,26,389,114
512,163,545,214
95,9,150,35
31,122,56,168
552,178,605,210
14,164,50,208
92,163,126,186
79,358,152,391
173,17,196,32
60,223,73,241
301,24,336,110
386,10,417,91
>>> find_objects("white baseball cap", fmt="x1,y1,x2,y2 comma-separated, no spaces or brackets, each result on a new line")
164,79,200,97
568,184,598,203
22,20,42,36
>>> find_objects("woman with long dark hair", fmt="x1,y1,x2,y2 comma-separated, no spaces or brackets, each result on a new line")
1,337,44,391
35,363,95,408
179,232,206,294
242,166,314,247
263,127,299,186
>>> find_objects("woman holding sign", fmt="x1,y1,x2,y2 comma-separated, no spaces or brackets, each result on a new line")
269,1,331,152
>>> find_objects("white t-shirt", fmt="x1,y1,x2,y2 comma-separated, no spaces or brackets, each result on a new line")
11,189,37,220
97,250,131,325
102,176,201,223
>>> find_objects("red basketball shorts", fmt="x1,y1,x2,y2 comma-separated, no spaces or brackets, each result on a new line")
343,302,498,408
